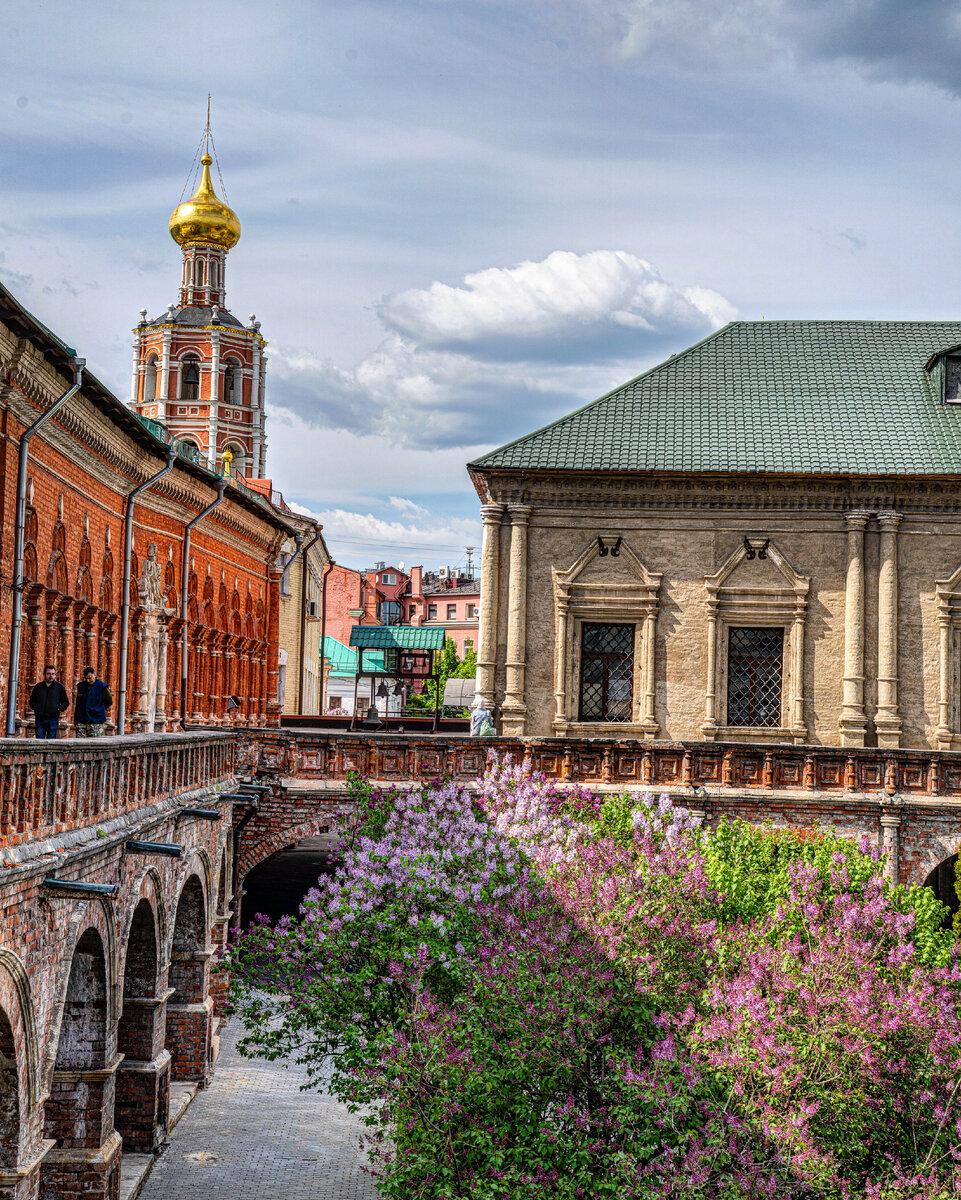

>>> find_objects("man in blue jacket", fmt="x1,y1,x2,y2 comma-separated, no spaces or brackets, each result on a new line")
75,667,111,737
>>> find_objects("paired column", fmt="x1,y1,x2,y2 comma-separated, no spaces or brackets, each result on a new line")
876,511,902,748
501,505,531,737
476,504,504,711
839,510,869,746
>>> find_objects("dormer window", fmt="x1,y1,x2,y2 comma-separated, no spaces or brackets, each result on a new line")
946,355,961,403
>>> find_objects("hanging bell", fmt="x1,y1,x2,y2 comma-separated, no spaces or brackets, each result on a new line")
376,680,389,698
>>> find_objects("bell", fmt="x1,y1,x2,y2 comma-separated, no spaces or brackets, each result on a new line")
392,680,404,696
375,680,389,699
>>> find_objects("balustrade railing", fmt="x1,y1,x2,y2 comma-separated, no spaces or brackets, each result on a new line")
241,729,961,801
0,731,239,848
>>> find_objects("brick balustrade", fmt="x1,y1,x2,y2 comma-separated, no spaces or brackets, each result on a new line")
0,730,239,849
240,728,961,800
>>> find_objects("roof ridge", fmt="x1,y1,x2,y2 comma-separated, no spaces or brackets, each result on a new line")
468,322,736,470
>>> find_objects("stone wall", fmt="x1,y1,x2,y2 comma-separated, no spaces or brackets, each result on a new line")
470,471,961,751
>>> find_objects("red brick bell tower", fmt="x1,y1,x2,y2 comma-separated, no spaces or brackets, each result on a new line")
130,137,268,478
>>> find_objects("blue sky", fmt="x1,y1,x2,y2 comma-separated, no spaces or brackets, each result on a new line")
2,1,961,569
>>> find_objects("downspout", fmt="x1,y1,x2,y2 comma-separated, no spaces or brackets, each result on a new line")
117,448,177,734
180,480,227,728
319,559,334,715
296,527,322,713
5,357,85,736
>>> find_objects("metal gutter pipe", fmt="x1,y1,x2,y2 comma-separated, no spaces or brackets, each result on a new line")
296,527,322,714
318,558,334,716
5,358,84,736
117,449,177,734
179,481,226,728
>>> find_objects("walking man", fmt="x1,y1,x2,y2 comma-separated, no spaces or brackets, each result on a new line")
75,667,111,737
29,665,70,739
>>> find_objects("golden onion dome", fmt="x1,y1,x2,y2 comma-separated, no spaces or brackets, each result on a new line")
169,154,241,250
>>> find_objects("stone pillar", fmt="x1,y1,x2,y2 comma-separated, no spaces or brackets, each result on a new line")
115,990,173,1152
839,510,869,746
876,511,902,748
154,624,169,732
476,503,504,711
703,603,719,739
41,1058,123,1200
166,949,214,1083
937,611,953,745
553,594,569,726
880,809,901,885
501,505,531,737
642,609,657,728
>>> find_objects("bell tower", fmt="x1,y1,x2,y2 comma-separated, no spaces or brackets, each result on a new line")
130,122,268,479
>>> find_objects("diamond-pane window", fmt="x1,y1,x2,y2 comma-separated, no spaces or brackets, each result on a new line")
727,627,783,727
579,623,634,722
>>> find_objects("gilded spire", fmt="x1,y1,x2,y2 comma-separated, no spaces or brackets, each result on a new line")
168,110,241,251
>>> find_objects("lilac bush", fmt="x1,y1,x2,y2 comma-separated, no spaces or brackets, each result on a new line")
227,760,961,1199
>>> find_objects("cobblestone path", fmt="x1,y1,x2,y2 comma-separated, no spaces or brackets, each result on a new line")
139,1017,380,1200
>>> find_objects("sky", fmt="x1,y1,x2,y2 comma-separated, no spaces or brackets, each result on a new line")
3,1,961,570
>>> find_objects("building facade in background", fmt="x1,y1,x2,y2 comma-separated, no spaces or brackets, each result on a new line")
470,320,961,750
277,513,330,715
404,565,479,659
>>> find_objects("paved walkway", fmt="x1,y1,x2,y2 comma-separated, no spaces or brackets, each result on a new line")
139,1018,380,1200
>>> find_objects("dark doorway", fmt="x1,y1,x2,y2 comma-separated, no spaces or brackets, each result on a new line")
240,835,340,928
924,854,959,924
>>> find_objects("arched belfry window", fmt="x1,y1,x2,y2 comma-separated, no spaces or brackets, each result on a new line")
181,358,200,402
209,259,219,289
224,360,241,404
143,355,158,403
193,257,204,286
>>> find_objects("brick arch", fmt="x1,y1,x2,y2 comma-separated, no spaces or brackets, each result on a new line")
22,544,38,583
47,550,68,595
41,899,118,1092
0,949,41,1117
238,816,339,878
119,868,168,968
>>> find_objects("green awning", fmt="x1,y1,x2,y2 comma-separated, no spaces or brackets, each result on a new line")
349,626,447,650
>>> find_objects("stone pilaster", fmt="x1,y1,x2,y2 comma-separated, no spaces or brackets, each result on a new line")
476,504,504,712
501,505,531,737
839,510,870,746
880,808,902,885
876,511,902,748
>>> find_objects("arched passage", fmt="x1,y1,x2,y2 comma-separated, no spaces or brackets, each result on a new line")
42,928,121,1199
0,1009,19,1170
116,898,169,1151
166,876,212,1082
924,854,959,924
240,833,340,929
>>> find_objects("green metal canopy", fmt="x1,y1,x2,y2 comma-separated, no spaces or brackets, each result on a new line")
470,320,961,477
322,635,386,678
349,626,447,650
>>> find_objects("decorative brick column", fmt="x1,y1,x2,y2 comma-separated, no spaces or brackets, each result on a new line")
166,951,213,1083
839,510,869,746
880,807,902,885
501,505,531,737
876,511,902,748
476,504,504,713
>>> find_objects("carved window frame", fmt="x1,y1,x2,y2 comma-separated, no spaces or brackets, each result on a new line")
703,539,810,745
552,538,660,737
934,563,961,748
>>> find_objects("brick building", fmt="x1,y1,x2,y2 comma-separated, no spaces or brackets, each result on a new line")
403,565,479,659
275,510,330,716
0,280,295,734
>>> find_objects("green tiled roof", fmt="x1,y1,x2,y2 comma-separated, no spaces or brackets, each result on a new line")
349,626,447,650
323,636,385,678
470,321,961,476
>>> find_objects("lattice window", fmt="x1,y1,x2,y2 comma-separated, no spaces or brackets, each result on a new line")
727,627,783,727
579,623,634,722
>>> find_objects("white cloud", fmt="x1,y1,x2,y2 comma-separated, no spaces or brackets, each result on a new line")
268,249,735,450
285,500,481,571
378,249,735,358
389,495,429,516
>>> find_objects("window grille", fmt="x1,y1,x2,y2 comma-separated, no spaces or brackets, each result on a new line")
579,623,634,722
727,627,783,727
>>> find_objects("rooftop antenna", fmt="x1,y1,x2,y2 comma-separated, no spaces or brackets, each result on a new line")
465,546,475,577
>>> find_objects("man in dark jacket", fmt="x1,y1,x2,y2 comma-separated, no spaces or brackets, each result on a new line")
75,667,111,737
29,665,70,739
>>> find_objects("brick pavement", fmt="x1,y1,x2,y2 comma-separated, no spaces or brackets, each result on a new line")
138,1016,380,1199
